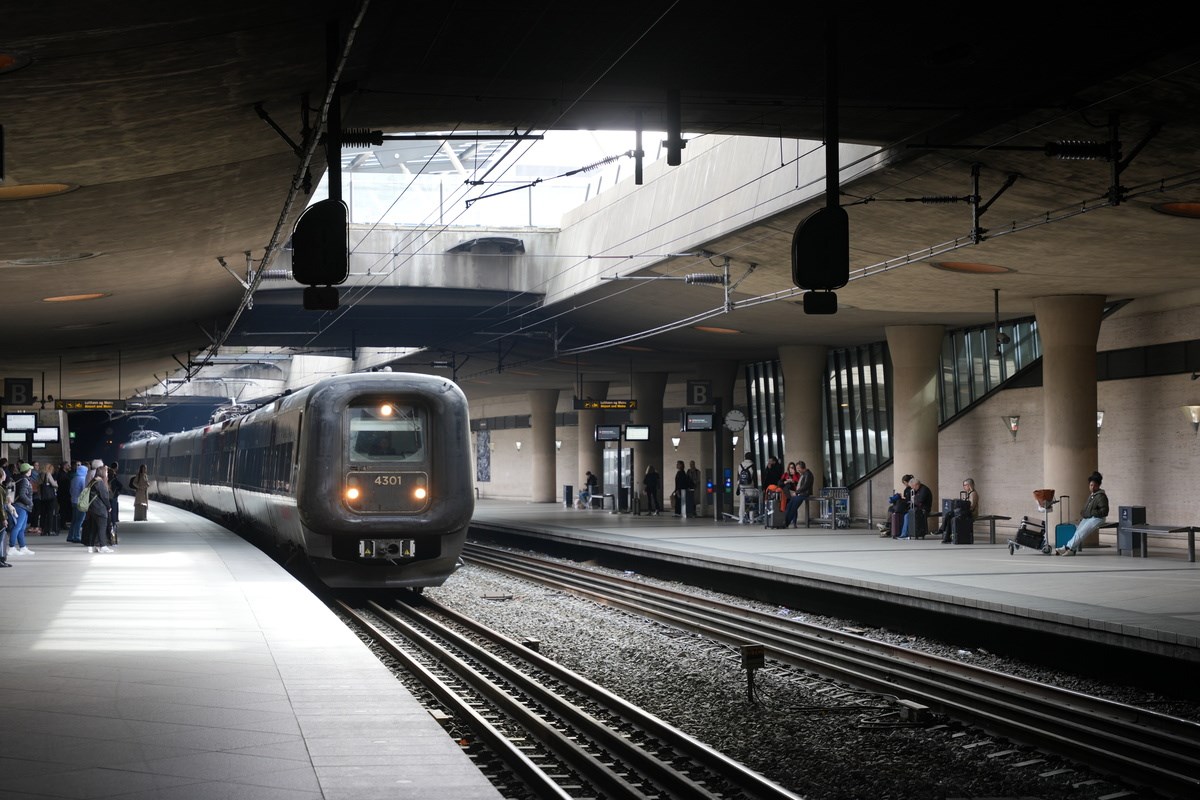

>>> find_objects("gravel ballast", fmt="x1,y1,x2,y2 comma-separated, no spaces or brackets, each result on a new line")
423,553,1198,800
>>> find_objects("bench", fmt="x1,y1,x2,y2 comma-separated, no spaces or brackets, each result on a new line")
975,514,1012,544
1127,524,1197,562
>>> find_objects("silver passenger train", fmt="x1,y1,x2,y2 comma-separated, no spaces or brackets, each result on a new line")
119,373,474,588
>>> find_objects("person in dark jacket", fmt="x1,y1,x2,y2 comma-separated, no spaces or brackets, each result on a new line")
1056,471,1109,556
106,462,124,546
783,461,815,527
9,463,35,555
672,460,693,516
642,465,662,515
84,464,113,553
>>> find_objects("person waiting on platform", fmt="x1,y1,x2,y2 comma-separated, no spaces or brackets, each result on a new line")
642,465,662,516
761,456,783,491
1056,471,1109,556
735,453,757,523
899,476,933,539
783,460,815,527
940,477,979,543
578,470,598,508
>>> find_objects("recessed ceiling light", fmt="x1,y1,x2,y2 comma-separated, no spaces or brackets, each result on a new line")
694,325,741,335
42,292,109,303
1152,202,1200,219
5,252,99,266
0,51,31,74
929,261,1014,274
0,183,80,201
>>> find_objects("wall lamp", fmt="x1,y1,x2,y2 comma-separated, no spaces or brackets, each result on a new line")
1096,410,1105,435
731,435,739,447
1003,415,1020,441
515,441,522,451
671,436,681,451
1183,405,1200,434
555,440,562,451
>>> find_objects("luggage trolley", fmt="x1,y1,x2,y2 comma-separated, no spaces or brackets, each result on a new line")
818,487,850,529
1008,489,1057,555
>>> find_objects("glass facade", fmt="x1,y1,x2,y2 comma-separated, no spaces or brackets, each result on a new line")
742,317,1043,490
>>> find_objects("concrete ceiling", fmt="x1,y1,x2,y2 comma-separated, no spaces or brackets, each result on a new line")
3,3,1199,404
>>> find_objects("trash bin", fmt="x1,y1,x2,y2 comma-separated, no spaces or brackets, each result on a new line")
563,485,573,508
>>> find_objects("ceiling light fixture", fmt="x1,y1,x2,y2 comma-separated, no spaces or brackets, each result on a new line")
0,51,31,74
1152,202,1200,219
694,325,741,335
43,292,108,303
0,183,80,201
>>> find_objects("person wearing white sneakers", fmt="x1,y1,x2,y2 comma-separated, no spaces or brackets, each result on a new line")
82,464,113,554
10,463,35,556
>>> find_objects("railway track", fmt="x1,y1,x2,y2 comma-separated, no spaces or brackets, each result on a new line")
335,594,802,800
461,541,1200,799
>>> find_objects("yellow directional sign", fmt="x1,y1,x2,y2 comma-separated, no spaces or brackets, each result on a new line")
55,399,127,411
574,399,637,410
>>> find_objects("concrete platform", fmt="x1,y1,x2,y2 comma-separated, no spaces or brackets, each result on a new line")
0,504,502,800
470,499,1200,668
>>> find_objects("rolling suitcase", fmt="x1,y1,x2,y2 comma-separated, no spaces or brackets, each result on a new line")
1055,495,1076,549
951,514,974,544
905,507,928,539
890,511,903,538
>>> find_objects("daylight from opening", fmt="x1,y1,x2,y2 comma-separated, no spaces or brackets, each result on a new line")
312,130,667,228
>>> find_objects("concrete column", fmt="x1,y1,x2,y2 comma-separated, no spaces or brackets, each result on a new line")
707,361,741,519
778,344,827,493
1034,295,1106,540
631,372,668,511
575,381,608,494
528,388,559,502
885,325,944,500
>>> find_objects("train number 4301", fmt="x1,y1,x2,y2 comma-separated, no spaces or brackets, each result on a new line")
373,475,403,486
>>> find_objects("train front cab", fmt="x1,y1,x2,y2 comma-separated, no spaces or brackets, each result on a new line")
297,375,473,588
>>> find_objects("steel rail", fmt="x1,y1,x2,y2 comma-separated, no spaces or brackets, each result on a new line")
463,542,1200,799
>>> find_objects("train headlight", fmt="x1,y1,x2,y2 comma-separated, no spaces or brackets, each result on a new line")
379,403,394,417
345,486,361,501
413,487,427,501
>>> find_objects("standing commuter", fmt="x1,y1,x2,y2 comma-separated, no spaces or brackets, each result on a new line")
686,461,701,516
1056,472,1109,556
129,465,150,521
735,453,757,523
67,462,88,543
672,460,691,516
107,462,123,546
57,462,74,536
10,463,35,555
28,461,42,535
84,464,113,554
38,462,58,534
642,465,662,516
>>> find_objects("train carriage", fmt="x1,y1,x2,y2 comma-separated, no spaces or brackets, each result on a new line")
119,373,474,589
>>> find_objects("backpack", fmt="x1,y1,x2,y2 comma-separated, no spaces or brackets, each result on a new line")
738,465,753,486
77,482,93,512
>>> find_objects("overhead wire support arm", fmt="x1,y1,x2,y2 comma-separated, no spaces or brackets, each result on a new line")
971,163,1020,244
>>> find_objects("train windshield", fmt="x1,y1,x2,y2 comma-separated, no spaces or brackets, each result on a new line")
348,403,425,462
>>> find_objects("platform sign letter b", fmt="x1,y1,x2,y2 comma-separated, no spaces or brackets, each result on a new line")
4,378,34,406
687,380,712,407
